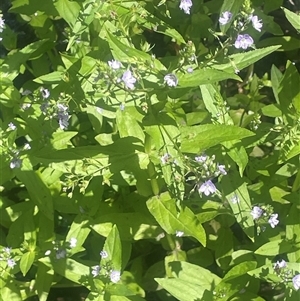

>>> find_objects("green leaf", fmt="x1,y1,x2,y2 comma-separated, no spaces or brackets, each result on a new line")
147,193,206,246
223,261,257,282
15,170,54,221
258,36,300,51
221,172,255,241
33,71,65,84
181,124,255,153
102,225,122,271
54,0,81,26
66,215,91,254
35,263,54,301
92,213,160,241
20,251,35,276
282,7,300,32
178,69,241,88
200,84,234,125
106,31,166,71
212,46,281,73
39,257,91,287
158,278,209,301
255,240,296,256
0,282,22,301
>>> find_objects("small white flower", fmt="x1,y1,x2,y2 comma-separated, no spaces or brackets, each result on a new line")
274,259,287,269
110,270,121,283
251,15,263,32
292,274,300,290
219,11,232,25
55,249,66,259
120,103,125,111
69,238,77,248
217,164,227,175
198,180,217,196
24,143,31,150
268,213,279,228
186,67,193,73
8,122,16,130
179,0,193,14
100,250,108,259
121,70,136,90
45,250,51,256
161,153,171,164
175,231,184,237
164,73,178,87
7,259,16,268
108,60,122,70
4,247,12,254
41,88,50,99
10,158,22,169
92,265,101,277
251,206,263,220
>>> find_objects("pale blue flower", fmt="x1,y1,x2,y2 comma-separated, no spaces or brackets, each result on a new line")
218,164,227,175
7,259,16,268
55,249,66,259
187,67,193,73
179,0,193,14
195,155,207,163
108,60,122,70
164,73,178,87
41,88,50,99
110,270,121,283
8,122,16,130
161,153,171,164
4,247,12,254
198,180,217,196
251,15,263,32
268,213,279,228
92,265,101,277
122,70,136,90
219,11,232,25
293,274,300,290
251,206,263,220
100,250,108,259
10,158,22,169
234,34,254,49
57,104,69,130
274,259,287,269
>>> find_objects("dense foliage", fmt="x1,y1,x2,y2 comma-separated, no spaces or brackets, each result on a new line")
0,0,300,300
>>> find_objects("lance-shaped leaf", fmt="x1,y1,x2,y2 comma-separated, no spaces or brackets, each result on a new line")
181,124,255,153
282,7,300,32
211,46,281,73
147,192,206,246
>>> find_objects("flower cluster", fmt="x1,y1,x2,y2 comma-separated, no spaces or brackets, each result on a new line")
0,247,17,269
251,205,279,229
273,260,300,291
90,250,121,283
218,10,263,50
44,238,77,259
185,154,227,197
